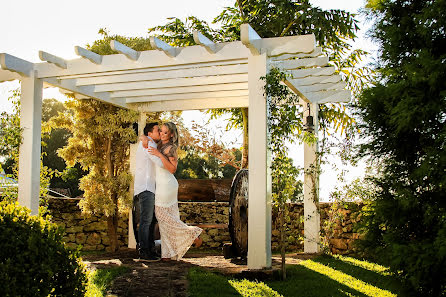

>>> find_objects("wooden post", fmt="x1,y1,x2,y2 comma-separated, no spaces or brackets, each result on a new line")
128,112,147,248
18,71,43,215
303,102,320,253
247,51,272,269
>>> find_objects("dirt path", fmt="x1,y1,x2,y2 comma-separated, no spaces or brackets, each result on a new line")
83,249,308,297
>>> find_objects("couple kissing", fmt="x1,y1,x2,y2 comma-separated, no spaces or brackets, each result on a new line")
134,122,202,261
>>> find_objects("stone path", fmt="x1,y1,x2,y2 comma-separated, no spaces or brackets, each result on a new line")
83,249,310,297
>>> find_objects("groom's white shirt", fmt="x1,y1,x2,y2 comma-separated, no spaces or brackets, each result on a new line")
134,137,163,196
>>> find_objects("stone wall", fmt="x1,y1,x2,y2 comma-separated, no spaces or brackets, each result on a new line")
48,198,129,252
48,198,362,254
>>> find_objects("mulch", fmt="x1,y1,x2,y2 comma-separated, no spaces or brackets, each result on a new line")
82,248,313,297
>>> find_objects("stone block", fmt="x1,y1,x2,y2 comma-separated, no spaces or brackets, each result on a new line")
200,233,212,243
208,229,219,237
65,243,78,250
75,233,87,244
84,221,107,232
65,226,84,233
86,233,101,245
83,244,97,251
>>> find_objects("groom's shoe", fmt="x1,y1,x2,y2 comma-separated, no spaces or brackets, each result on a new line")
139,250,160,262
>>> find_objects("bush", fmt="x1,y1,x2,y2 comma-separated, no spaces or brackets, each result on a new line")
0,201,87,296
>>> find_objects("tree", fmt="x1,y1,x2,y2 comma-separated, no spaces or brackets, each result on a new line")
356,0,446,295
42,99,87,197
148,0,369,168
51,98,138,252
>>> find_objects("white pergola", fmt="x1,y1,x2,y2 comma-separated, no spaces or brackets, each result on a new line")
0,24,349,269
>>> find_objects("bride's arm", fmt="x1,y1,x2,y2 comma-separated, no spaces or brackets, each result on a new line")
148,147,177,174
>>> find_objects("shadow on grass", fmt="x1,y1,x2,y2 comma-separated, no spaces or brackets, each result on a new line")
188,267,241,297
188,255,404,297
313,255,403,296
267,264,370,297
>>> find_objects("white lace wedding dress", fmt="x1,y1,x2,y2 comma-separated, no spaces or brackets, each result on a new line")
154,145,202,260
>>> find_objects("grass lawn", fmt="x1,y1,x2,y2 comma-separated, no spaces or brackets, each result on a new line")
85,266,130,297
188,254,405,297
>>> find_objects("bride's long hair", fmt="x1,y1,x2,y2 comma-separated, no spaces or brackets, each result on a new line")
163,122,179,147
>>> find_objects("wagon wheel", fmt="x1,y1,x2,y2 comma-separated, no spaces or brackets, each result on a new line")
228,169,249,258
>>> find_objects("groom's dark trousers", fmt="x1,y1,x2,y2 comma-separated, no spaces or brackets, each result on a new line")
138,190,156,254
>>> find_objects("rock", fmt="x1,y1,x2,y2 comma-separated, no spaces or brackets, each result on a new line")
65,226,84,233
86,233,101,245
76,233,87,244
84,221,107,232
208,229,219,237
65,243,78,250
200,233,212,243
83,244,97,251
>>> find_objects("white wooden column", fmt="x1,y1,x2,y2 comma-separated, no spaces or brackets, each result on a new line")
248,52,272,269
18,71,43,215
304,103,320,253
128,112,147,248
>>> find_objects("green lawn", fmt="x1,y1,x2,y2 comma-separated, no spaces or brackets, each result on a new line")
188,254,404,297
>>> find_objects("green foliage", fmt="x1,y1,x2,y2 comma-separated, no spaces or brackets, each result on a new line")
356,0,446,295
42,99,87,197
0,89,21,174
176,146,240,179
85,266,130,297
87,28,152,54
0,201,87,296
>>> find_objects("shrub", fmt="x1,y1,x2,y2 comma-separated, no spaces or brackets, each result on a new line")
0,201,87,296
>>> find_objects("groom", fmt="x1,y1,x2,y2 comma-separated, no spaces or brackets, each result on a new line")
134,122,161,261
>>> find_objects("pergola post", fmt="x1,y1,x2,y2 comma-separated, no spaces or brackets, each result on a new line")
247,52,272,269
303,102,320,253
128,112,147,248
18,71,43,215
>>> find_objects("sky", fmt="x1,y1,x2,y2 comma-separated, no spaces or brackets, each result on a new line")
0,0,374,200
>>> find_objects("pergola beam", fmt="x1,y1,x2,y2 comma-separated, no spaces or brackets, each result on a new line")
134,96,248,112
35,43,249,78
38,51,67,69
43,77,127,108
0,68,21,82
125,89,248,103
150,36,178,57
193,31,217,54
0,53,34,77
110,82,248,98
74,46,103,64
273,56,329,70
110,40,140,61
241,24,262,55
74,63,248,86
93,73,248,92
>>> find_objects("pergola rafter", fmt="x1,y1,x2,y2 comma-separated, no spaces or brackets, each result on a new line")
0,23,350,269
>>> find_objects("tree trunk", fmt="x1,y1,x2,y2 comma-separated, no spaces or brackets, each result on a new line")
280,206,286,280
241,107,249,168
107,210,119,252
105,137,119,252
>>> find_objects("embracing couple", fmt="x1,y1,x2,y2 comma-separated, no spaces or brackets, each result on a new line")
134,122,202,261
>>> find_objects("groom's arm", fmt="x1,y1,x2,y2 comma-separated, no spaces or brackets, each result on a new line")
142,140,164,168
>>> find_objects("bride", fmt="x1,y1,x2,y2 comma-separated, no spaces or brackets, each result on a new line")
143,122,202,260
